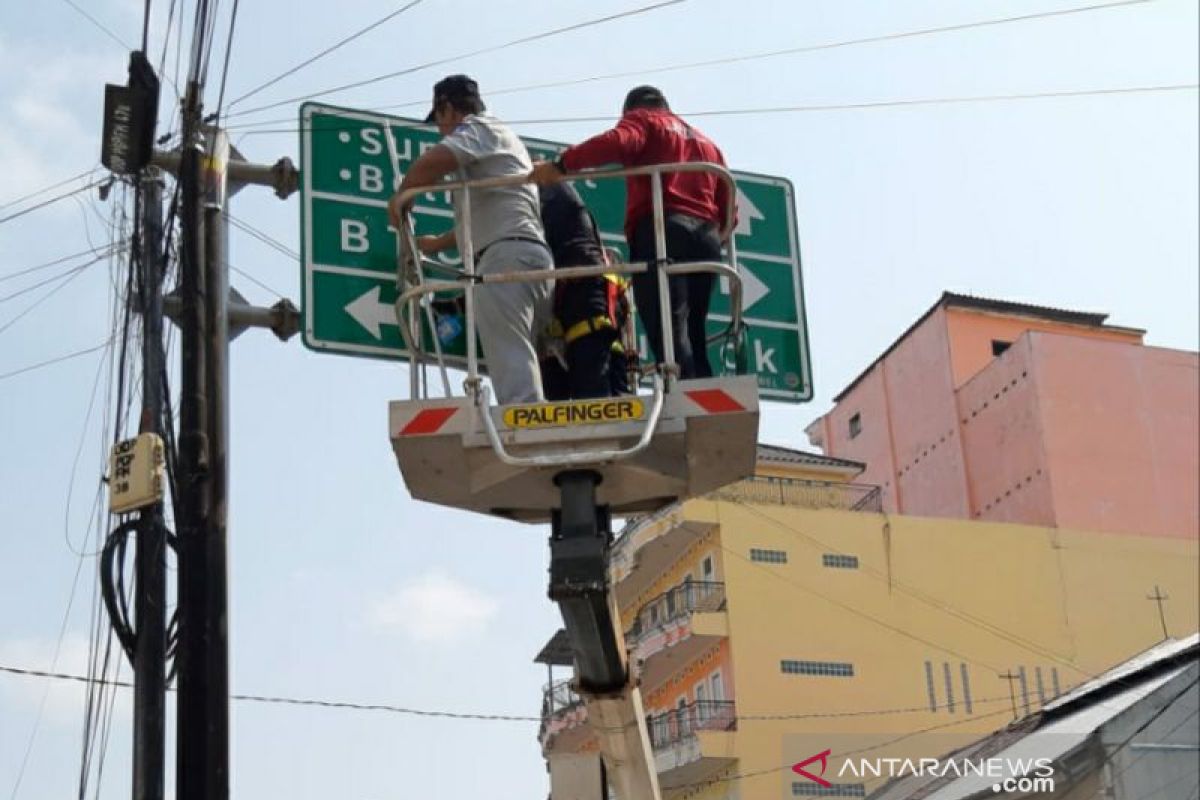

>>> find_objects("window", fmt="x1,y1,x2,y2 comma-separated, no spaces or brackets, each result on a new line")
792,783,866,797
961,663,974,714
992,339,1012,356
751,548,788,564
701,555,715,582
848,412,862,439
822,554,859,569
925,661,938,711
710,671,725,702
942,662,956,713
781,660,854,677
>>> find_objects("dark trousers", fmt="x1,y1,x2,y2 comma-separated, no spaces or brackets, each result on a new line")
541,329,620,401
629,213,722,379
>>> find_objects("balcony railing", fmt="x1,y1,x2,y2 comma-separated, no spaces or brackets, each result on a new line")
541,677,583,718
647,700,736,749
628,581,725,640
711,475,883,512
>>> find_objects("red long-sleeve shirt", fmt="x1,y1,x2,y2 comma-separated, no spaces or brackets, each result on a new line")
559,109,734,242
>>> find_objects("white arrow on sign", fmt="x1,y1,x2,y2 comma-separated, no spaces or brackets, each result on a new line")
734,187,764,238
720,266,769,313
344,286,397,340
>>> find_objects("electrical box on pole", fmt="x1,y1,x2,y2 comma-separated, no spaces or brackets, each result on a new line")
102,52,160,176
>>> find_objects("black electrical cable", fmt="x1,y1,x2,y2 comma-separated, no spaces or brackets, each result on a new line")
227,0,427,108
228,0,690,118
100,521,139,661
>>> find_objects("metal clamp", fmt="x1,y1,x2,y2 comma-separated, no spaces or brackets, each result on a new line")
474,376,665,468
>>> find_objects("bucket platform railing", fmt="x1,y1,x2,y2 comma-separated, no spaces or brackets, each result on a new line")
390,161,744,470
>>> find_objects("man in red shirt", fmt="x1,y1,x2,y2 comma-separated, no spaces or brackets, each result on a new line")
531,86,734,380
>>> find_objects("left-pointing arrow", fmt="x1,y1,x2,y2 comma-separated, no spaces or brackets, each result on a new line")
344,285,396,340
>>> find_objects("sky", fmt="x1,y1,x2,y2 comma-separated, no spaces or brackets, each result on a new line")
0,0,1196,798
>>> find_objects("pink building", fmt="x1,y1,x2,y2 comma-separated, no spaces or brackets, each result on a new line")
805,293,1198,539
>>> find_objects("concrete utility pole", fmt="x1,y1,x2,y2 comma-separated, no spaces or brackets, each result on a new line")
174,71,221,800
164,113,298,800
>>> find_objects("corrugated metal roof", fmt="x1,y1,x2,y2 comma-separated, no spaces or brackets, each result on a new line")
868,634,1199,800
533,629,574,666
757,442,865,472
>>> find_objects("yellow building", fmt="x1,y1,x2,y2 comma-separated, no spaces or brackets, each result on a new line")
536,445,1199,799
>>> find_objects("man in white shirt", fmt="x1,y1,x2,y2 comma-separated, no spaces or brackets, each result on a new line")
388,75,553,404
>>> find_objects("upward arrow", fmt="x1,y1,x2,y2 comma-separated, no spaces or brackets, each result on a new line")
734,187,764,238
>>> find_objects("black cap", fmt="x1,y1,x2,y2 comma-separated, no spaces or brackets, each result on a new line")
425,74,483,123
622,85,669,113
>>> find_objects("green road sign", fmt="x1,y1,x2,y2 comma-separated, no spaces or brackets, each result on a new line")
299,102,813,401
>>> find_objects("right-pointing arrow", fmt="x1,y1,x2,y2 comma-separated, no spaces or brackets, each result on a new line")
343,285,397,340
720,265,769,313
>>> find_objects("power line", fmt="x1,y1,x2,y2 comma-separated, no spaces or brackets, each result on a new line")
729,500,1097,678
226,0,1167,132
142,0,153,52
0,243,125,285
227,214,299,259
0,261,100,337
0,180,109,227
229,264,284,299
715,541,1007,674
60,0,132,50
229,0,691,118
227,83,1199,137
0,340,113,382
0,662,1027,725
212,0,241,120
228,0,427,108
0,169,98,212
0,263,94,304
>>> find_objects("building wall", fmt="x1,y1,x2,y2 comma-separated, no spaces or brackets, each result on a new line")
943,306,1143,388
651,499,1199,799
1032,333,1199,539
813,307,968,517
957,334,1058,526
810,304,1197,539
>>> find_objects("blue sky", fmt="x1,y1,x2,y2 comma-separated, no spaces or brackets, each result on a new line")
0,0,1196,798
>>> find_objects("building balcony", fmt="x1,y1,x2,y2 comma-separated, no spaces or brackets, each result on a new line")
538,678,592,754
648,700,737,786
628,581,728,691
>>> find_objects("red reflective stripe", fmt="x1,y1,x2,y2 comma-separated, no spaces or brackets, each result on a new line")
399,407,458,435
685,389,745,414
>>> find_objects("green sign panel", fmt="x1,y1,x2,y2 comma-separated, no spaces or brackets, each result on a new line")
299,102,812,401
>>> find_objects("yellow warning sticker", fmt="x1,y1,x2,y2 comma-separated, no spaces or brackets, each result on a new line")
504,398,645,429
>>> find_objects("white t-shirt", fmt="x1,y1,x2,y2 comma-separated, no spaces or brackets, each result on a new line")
439,114,546,257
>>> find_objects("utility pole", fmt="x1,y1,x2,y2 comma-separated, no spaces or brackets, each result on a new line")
1147,585,1171,642
132,168,167,800
175,67,223,799
167,107,298,800
999,671,1020,721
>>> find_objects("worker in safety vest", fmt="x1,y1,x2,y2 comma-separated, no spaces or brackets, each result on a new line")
538,181,633,400
531,85,734,380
